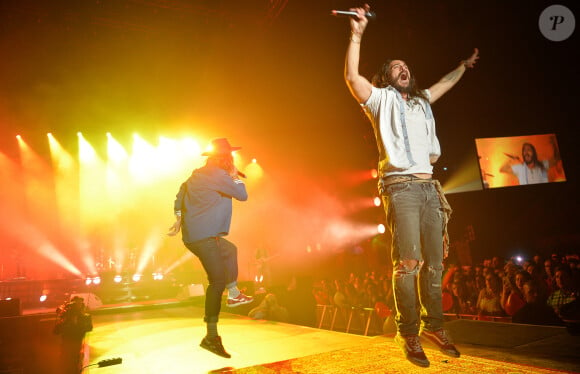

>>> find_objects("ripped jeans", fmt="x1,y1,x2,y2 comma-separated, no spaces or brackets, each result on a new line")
381,179,445,335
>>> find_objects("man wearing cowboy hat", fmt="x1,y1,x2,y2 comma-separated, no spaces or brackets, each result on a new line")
168,138,253,358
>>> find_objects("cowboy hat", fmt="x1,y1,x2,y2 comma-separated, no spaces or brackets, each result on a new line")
201,138,241,156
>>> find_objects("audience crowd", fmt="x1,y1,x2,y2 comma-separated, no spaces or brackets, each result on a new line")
250,252,580,331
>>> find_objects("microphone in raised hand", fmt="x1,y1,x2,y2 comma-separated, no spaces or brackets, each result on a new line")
503,152,521,161
330,9,376,20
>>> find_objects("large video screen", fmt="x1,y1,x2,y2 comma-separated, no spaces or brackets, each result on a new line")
475,134,566,189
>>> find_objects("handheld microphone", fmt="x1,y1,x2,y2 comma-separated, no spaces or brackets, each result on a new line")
330,10,376,20
503,152,520,160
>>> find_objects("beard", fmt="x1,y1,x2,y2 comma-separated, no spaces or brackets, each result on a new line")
390,74,414,94
393,82,412,93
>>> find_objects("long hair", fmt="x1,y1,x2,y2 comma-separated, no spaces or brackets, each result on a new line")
522,142,545,170
206,154,234,173
371,59,429,102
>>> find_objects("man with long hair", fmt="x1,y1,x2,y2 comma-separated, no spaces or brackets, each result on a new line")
500,142,550,184
344,4,479,368
168,138,253,358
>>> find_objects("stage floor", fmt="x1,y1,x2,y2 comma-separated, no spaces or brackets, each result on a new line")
83,302,580,374
86,303,372,373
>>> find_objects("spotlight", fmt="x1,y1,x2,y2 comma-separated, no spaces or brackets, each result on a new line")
39,295,48,303
377,224,386,234
373,197,381,207
132,274,142,282
371,169,378,178
113,275,123,283
85,276,101,286
152,273,164,280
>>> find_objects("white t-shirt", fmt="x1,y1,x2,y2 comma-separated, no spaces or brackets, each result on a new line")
511,161,549,184
402,98,433,175
363,86,440,176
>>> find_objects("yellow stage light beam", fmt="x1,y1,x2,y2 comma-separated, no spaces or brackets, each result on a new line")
77,132,98,163
130,134,158,183
76,238,98,276
106,134,130,212
107,133,129,164
50,134,94,274
112,233,127,274
37,242,83,277
48,133,80,232
441,153,484,194
2,215,83,277
78,133,109,231
17,135,60,234
341,197,377,213
135,228,164,276
163,252,194,275
321,219,380,247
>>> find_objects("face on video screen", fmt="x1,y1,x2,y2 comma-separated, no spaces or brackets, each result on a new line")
475,134,566,189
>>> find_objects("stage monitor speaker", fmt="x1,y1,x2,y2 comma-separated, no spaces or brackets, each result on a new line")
446,319,567,348
0,298,21,317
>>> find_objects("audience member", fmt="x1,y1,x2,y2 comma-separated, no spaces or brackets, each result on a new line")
477,273,504,317
448,281,476,315
547,268,577,316
313,279,333,305
248,293,289,322
512,280,565,326
502,270,531,316
333,279,349,308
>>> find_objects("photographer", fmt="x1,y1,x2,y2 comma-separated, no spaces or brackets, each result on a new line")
54,296,93,374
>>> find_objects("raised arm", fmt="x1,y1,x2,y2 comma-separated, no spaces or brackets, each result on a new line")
344,4,373,104
428,48,479,104
499,160,516,177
